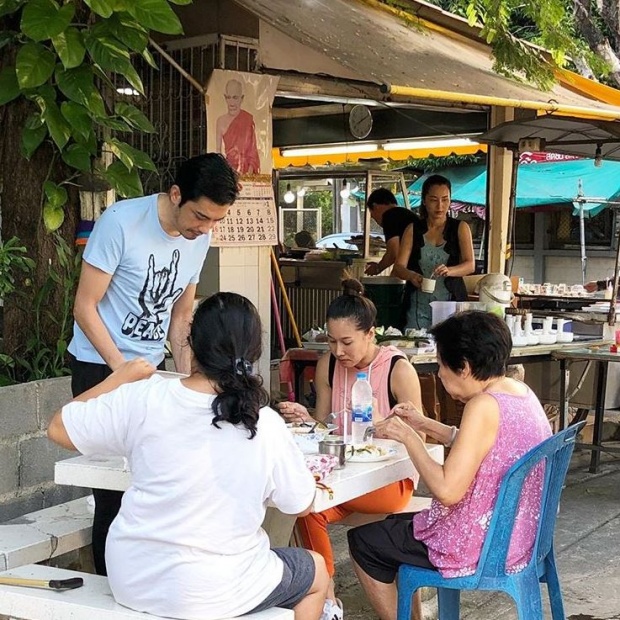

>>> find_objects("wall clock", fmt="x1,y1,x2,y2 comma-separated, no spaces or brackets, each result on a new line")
348,104,373,140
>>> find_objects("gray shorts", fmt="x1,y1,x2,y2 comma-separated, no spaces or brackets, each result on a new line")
249,547,316,612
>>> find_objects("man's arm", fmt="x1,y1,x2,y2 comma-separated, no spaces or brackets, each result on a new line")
365,236,400,275
168,283,196,374
73,261,126,371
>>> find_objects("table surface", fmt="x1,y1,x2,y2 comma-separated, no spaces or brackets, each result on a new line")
55,442,444,514
302,339,610,366
552,344,620,363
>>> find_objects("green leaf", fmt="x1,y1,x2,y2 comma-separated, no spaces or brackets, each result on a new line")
84,31,131,72
106,138,156,171
21,123,48,159
103,160,143,197
126,0,183,35
61,143,92,172
60,101,93,140
141,47,158,70
97,116,133,132
0,66,20,106
115,102,155,133
43,202,65,232
52,27,86,69
119,62,144,95
0,0,26,18
74,128,98,154
21,0,75,42
168,0,192,4
43,180,68,209
15,42,56,89
34,93,71,149
55,65,106,117
24,112,44,130
103,14,148,52
83,0,114,18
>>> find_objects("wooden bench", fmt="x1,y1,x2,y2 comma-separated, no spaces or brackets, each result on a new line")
0,497,92,572
0,565,294,619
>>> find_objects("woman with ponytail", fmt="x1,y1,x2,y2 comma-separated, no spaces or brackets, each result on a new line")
48,292,329,620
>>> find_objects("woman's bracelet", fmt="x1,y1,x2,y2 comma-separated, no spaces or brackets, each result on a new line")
444,425,458,448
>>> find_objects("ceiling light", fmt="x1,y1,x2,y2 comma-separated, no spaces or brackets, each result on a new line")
283,183,296,203
382,137,480,151
594,144,603,168
281,143,378,157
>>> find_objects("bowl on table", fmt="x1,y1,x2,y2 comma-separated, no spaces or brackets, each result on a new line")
287,423,338,454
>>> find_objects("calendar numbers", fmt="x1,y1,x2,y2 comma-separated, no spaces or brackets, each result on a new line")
212,182,278,247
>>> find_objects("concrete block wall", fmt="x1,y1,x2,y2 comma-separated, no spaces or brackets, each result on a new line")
0,377,88,522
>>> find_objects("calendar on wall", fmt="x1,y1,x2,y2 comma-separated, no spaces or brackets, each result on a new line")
211,181,278,247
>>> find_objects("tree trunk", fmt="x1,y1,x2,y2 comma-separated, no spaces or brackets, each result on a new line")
574,0,620,87
0,45,80,362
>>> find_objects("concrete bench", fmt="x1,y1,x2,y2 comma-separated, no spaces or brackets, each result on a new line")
0,565,294,620
0,497,93,571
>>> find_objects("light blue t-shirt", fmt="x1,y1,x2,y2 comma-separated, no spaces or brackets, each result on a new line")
68,194,211,365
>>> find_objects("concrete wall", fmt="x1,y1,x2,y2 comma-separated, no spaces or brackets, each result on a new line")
0,377,88,523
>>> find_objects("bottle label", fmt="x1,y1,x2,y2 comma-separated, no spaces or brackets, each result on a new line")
352,406,372,423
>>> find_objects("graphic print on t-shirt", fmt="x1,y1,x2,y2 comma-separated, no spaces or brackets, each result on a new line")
121,250,184,341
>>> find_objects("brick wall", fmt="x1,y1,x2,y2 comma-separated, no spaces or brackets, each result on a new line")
0,377,88,522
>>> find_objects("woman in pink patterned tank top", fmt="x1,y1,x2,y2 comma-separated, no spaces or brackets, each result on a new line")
348,311,551,620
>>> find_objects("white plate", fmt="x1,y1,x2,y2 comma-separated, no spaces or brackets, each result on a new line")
287,423,338,434
347,446,397,463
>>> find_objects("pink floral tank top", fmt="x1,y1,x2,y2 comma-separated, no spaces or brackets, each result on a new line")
413,388,552,577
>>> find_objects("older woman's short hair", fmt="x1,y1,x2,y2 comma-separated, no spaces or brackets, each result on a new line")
429,311,512,380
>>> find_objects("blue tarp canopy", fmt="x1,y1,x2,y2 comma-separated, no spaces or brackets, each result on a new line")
405,160,620,217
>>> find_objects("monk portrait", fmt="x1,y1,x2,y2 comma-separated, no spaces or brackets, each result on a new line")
216,79,260,175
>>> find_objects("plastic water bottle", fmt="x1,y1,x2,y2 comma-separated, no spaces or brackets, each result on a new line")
351,371,373,444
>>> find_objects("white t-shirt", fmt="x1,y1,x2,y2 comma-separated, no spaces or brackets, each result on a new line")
62,376,316,619
68,194,211,365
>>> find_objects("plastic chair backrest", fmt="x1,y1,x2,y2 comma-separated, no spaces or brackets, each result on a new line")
472,423,584,582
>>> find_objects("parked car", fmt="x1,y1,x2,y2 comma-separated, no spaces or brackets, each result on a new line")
316,232,383,250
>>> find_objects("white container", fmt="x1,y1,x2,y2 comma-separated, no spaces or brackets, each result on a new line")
421,277,436,293
351,372,373,444
430,301,457,326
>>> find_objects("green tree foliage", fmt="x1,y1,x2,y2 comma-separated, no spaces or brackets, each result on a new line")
386,0,609,89
0,0,191,232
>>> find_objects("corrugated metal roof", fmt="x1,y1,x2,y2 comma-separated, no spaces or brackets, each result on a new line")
233,0,620,114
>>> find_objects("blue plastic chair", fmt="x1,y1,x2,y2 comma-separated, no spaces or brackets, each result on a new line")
397,422,585,620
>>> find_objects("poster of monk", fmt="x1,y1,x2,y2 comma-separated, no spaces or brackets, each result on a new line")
207,70,279,177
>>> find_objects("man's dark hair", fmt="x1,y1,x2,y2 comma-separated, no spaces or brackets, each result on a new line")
429,311,512,380
175,153,239,207
367,188,398,210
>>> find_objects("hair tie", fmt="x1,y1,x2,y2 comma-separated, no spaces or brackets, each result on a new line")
234,357,253,376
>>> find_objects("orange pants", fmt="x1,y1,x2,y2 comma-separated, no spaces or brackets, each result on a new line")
296,479,414,576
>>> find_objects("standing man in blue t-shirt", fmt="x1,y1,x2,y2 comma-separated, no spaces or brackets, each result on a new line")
68,153,239,575
364,188,418,276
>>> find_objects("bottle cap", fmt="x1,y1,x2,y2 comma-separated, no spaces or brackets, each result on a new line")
356,372,368,380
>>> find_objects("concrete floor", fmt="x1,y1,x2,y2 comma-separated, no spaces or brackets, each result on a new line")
330,446,620,620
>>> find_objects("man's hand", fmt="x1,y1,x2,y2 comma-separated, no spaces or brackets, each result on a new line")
365,262,381,276
112,358,157,384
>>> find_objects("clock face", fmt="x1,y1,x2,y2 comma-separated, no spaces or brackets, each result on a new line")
349,105,373,139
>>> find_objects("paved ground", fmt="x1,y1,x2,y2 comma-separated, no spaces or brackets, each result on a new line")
330,446,620,619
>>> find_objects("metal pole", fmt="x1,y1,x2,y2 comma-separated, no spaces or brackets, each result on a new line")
578,180,587,286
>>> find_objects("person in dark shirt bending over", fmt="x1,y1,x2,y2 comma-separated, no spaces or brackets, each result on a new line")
365,188,418,276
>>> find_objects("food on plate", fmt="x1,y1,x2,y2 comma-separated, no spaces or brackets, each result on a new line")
351,444,388,457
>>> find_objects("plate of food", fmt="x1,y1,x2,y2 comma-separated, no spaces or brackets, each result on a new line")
287,423,338,435
347,443,396,463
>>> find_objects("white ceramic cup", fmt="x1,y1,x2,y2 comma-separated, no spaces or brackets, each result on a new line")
421,277,436,293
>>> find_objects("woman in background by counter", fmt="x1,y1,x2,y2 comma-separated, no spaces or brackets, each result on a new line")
393,175,475,330
279,277,424,618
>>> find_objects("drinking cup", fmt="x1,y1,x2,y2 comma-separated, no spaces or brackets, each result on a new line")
319,436,347,469
421,277,436,293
